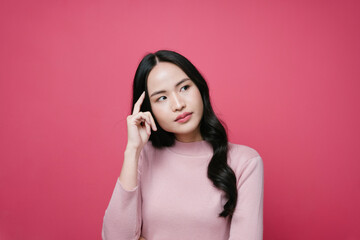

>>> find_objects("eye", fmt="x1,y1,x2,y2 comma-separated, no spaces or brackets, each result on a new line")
180,85,190,91
156,96,167,102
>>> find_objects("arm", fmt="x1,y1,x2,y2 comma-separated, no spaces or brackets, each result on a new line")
229,156,264,240
102,91,156,239
101,149,144,240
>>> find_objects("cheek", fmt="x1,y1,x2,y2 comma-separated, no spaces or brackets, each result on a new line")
150,104,167,124
198,101,204,116
194,91,204,112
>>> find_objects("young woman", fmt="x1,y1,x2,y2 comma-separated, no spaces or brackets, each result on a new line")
102,50,264,240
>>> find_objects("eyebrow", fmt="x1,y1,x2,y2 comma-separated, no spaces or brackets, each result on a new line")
150,78,190,98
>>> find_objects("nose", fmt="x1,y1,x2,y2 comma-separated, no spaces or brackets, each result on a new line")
171,92,186,112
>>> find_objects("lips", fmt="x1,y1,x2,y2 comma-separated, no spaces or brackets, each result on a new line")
175,112,192,121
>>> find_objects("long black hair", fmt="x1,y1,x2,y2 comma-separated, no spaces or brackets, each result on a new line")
131,50,237,218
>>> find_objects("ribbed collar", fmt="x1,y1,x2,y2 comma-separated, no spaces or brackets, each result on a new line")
166,139,213,157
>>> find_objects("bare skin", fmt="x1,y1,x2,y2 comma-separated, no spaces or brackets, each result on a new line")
119,91,157,240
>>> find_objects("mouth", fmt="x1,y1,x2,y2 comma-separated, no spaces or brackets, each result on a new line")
175,112,192,121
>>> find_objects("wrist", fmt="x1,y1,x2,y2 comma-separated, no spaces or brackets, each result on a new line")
125,145,142,155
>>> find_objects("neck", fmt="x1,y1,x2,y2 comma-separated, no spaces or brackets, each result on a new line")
168,138,213,156
175,135,203,143
175,128,202,143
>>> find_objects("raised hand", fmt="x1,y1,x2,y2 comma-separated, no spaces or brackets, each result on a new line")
126,91,157,151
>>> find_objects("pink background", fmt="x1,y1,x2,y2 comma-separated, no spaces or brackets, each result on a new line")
1,0,359,239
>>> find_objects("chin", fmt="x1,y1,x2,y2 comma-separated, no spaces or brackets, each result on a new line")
174,125,200,135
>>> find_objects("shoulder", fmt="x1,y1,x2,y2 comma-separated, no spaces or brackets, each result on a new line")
140,141,159,156
227,142,263,173
228,142,260,160
137,141,156,170
138,141,168,168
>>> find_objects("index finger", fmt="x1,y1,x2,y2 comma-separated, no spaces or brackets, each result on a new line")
132,91,146,115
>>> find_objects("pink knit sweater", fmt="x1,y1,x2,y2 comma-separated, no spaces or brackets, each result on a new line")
102,139,264,240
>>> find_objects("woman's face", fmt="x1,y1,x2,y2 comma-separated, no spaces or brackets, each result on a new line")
147,62,204,142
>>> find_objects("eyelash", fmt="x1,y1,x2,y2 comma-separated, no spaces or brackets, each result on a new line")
156,85,190,102
181,85,190,91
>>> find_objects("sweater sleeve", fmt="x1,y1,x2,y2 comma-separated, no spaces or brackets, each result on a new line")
101,151,144,240
229,155,264,240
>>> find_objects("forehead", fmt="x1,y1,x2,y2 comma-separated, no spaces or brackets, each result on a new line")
147,62,189,91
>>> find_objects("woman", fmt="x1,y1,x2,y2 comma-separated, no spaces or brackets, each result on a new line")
102,50,264,240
